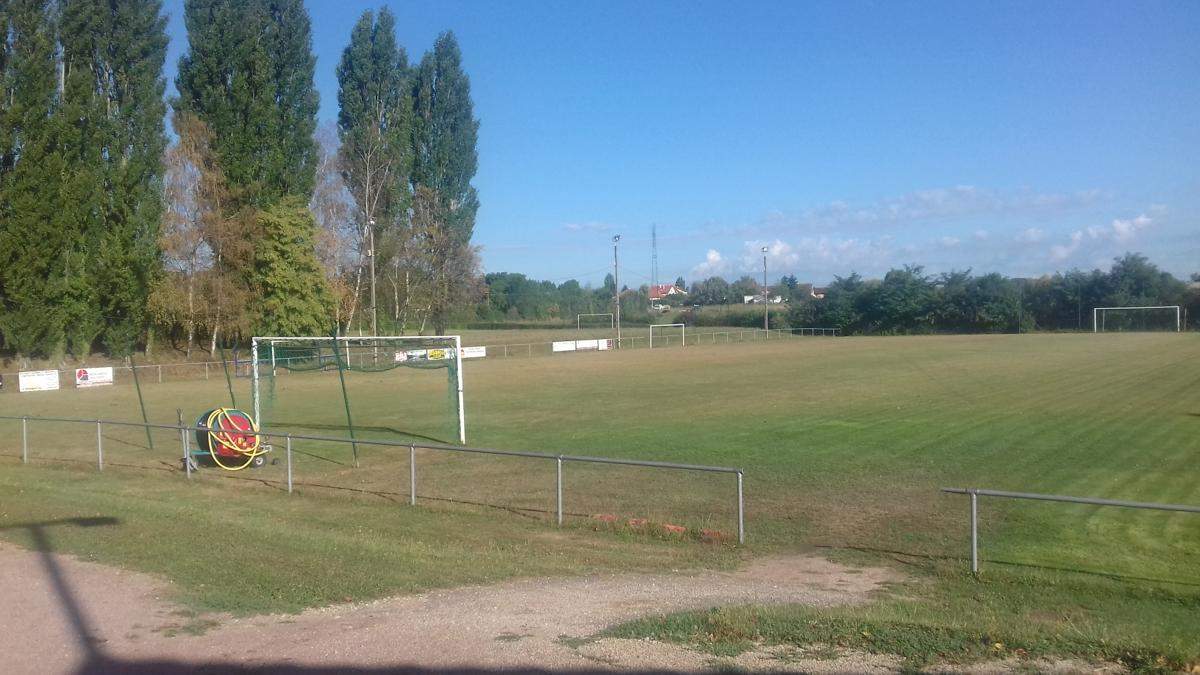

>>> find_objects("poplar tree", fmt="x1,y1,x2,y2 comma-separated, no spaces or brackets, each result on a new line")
175,0,318,209
412,31,479,244
337,7,413,334
58,0,169,355
0,0,68,357
175,0,328,337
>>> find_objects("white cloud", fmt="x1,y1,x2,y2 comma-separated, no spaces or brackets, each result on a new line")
939,236,961,247
1049,231,1084,261
691,249,730,277
1016,228,1045,244
563,221,612,233
1110,214,1151,243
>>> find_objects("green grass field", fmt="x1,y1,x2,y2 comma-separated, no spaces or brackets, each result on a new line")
1,332,1197,668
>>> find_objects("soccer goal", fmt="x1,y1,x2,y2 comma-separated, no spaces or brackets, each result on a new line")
251,335,466,444
1093,306,1181,333
649,323,686,348
576,313,615,331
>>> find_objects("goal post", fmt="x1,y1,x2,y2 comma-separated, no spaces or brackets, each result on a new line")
1093,306,1181,333
649,323,686,348
252,335,466,444
576,313,615,331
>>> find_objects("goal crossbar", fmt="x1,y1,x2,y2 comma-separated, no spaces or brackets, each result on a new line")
649,323,686,348
576,313,615,330
251,335,466,443
1092,306,1180,333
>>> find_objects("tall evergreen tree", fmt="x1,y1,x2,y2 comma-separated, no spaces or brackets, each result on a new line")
175,0,318,210
58,0,169,354
0,0,68,358
412,31,478,244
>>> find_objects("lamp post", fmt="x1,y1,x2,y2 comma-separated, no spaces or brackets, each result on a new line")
762,246,769,331
613,235,621,347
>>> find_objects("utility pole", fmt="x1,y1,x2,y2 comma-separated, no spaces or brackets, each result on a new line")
368,218,377,335
762,246,769,331
613,235,622,347
368,218,378,363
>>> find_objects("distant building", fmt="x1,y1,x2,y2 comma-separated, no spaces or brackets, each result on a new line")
649,284,687,301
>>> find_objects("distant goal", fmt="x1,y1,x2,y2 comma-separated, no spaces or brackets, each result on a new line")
649,323,686,348
1093,306,1181,333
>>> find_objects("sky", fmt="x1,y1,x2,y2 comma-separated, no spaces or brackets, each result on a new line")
162,0,1200,286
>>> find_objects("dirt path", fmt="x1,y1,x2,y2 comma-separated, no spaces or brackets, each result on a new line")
0,541,908,673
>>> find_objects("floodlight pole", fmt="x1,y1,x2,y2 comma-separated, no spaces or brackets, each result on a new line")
613,235,622,348
762,246,769,331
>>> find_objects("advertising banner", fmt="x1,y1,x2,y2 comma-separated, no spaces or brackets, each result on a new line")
75,367,114,388
19,370,60,392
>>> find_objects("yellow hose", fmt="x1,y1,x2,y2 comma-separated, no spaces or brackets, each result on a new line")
205,407,266,471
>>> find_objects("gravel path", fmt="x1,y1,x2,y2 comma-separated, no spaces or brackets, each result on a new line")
0,542,899,673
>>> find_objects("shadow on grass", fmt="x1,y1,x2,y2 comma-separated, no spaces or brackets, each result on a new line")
4,516,697,675
817,544,1200,588
272,420,452,446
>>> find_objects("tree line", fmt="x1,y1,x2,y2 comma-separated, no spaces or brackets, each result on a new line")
475,254,1199,334
1,1,480,362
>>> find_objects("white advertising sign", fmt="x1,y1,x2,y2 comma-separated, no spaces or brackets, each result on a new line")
575,339,600,351
75,367,114,388
460,346,487,359
551,340,577,353
598,339,613,350
19,369,60,392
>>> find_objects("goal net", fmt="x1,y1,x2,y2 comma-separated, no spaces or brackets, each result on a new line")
252,336,466,445
649,323,686,348
1093,306,1181,333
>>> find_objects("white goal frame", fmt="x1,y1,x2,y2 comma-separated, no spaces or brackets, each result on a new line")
649,323,686,349
1092,306,1180,333
251,335,466,443
576,313,615,330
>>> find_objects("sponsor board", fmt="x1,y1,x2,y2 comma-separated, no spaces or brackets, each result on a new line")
19,369,60,392
394,348,450,363
460,346,487,359
75,367,114,388
552,339,614,353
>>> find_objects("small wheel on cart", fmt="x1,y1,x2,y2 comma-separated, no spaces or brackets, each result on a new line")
252,455,266,468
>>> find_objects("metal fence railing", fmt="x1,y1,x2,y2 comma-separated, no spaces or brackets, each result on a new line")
0,326,838,392
941,487,1200,574
1,414,746,544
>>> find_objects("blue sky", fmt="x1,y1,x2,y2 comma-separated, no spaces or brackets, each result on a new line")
163,0,1200,286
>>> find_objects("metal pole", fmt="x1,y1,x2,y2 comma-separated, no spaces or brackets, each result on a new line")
183,420,191,480
613,235,621,347
409,444,417,506
970,489,979,575
176,409,186,473
22,416,28,464
556,456,564,527
454,336,466,444
286,435,293,494
205,362,209,380
762,247,769,331
737,471,745,545
96,421,103,471
157,364,162,383
251,339,260,426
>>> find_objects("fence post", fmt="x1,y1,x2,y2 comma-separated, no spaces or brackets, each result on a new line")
21,416,28,464
158,364,162,383
183,420,191,480
969,489,979,575
205,362,209,380
503,344,508,358
556,456,564,527
96,420,103,471
527,344,532,358
736,470,745,545
286,435,293,494
409,444,417,506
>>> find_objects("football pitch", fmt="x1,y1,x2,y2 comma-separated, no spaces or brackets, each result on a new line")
1,332,1197,665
